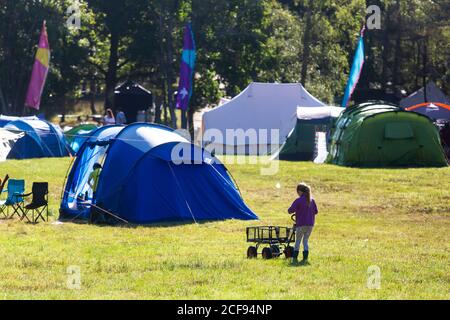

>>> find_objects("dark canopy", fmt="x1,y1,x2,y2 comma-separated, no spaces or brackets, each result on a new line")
114,80,153,123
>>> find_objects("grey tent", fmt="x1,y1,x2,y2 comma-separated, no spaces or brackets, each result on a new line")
400,82,450,122
400,82,450,109
405,102,450,122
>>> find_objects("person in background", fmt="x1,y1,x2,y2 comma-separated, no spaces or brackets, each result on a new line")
102,108,115,126
288,182,318,265
116,108,127,125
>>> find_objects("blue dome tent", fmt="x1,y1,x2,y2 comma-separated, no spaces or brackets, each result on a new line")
0,115,39,127
3,119,72,159
59,123,258,224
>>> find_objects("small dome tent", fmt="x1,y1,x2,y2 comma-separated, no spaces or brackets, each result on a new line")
400,82,450,110
65,124,98,153
405,102,450,122
401,82,450,121
60,123,257,224
3,119,72,159
327,102,448,167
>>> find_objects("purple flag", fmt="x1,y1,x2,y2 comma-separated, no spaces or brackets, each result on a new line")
176,23,196,110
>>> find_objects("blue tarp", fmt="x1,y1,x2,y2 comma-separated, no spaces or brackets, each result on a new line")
2,119,72,159
60,123,257,224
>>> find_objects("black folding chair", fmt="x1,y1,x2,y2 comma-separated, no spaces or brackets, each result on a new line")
21,182,49,223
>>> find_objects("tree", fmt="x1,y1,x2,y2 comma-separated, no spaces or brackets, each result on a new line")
362,0,450,96
85,0,154,109
1,0,448,119
0,0,92,115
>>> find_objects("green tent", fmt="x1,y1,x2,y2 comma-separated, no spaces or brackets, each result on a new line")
65,124,98,153
327,102,448,167
278,122,317,160
276,106,343,161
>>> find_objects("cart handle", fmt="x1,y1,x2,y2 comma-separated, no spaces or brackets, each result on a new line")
290,213,296,224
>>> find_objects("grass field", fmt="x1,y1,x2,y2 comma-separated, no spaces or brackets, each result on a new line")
0,157,449,299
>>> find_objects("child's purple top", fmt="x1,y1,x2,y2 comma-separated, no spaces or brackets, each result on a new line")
288,195,318,227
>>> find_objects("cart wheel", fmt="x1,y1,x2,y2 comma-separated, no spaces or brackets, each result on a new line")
271,245,281,257
262,247,273,260
284,246,294,259
247,246,257,259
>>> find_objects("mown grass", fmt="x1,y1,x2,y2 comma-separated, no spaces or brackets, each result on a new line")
0,157,448,299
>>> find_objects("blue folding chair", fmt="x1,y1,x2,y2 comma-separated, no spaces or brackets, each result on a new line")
0,179,25,218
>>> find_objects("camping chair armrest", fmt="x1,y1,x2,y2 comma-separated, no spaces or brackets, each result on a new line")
11,192,30,200
18,192,33,197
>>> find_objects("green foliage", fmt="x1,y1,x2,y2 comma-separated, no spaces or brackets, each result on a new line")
363,0,449,95
0,0,87,114
0,0,448,116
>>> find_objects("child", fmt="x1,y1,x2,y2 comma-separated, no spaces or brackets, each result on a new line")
88,163,103,223
88,163,102,199
288,183,318,264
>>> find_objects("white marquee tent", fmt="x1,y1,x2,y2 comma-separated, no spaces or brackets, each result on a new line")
202,82,324,155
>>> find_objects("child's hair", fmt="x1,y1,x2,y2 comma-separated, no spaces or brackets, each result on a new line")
93,163,102,170
297,182,311,206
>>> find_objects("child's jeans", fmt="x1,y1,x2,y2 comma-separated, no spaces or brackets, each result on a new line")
294,226,313,252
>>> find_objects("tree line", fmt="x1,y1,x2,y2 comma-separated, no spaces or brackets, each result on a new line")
0,0,448,129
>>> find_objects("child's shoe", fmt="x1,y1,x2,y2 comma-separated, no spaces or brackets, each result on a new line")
292,251,299,264
299,251,309,265
302,250,309,261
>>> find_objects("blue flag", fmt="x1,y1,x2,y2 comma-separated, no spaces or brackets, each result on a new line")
341,28,365,107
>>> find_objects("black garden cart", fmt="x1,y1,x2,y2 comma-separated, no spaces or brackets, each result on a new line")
246,225,296,259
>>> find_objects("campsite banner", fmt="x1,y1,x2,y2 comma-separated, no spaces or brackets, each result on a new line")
341,27,365,108
25,21,50,110
176,23,196,111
